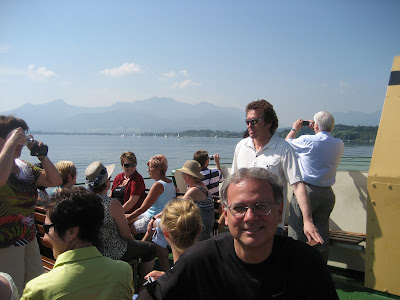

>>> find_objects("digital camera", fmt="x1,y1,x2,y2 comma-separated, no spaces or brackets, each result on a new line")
25,136,48,157
302,121,310,126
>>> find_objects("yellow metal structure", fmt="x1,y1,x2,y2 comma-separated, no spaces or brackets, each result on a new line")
366,56,400,296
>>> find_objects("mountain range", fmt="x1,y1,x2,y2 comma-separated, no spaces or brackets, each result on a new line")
1,98,381,133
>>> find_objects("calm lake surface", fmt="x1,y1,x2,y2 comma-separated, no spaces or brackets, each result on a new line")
19,134,374,185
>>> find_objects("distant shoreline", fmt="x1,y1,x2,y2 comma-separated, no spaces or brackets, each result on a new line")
31,124,378,143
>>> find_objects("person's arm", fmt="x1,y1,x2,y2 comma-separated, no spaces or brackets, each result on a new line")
292,181,324,244
0,128,25,187
123,176,145,212
142,216,158,242
214,153,222,171
35,154,62,187
285,119,303,140
145,270,165,281
126,182,164,222
122,195,140,213
109,198,133,240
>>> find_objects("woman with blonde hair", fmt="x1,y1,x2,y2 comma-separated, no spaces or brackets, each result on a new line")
127,155,176,234
144,198,202,281
50,160,77,194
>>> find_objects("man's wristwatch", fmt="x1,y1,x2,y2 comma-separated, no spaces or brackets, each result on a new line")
290,128,297,132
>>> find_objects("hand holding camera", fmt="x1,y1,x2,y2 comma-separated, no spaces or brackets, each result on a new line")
25,135,48,157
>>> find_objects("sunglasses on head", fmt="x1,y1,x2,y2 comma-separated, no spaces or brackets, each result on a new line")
43,223,55,234
123,163,136,168
245,118,264,126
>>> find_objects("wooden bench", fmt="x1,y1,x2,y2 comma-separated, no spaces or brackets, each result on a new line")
283,226,366,252
328,229,366,252
34,206,56,272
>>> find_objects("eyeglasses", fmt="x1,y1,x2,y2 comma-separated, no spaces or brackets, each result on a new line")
245,118,264,126
43,223,55,234
225,202,279,218
123,163,136,168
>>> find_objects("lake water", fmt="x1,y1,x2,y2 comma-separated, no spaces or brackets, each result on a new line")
19,134,374,185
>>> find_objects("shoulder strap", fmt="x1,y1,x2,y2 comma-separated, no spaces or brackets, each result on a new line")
195,186,208,196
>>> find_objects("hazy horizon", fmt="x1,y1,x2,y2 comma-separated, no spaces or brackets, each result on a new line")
1,1,399,126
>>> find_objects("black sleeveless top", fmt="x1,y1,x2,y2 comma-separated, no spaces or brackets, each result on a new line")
111,185,126,205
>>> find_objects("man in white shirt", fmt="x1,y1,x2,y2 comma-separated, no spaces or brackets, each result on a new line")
232,99,322,244
285,111,344,261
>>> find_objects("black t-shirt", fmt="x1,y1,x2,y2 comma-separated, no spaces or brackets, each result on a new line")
147,233,338,300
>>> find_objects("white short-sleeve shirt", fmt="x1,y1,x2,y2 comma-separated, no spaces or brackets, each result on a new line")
231,134,303,228
231,134,303,186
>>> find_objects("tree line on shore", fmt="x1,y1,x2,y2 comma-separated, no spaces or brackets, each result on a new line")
31,124,378,142
279,125,378,142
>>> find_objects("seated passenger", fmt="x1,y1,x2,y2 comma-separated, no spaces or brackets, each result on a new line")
126,155,176,235
178,160,214,241
85,161,156,282
138,168,338,300
49,160,77,195
21,187,134,299
144,198,202,281
110,151,147,213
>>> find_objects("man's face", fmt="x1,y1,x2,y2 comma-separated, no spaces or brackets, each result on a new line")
43,215,68,259
246,108,271,140
224,178,283,262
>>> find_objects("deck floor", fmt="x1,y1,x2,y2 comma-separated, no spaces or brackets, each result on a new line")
331,268,400,300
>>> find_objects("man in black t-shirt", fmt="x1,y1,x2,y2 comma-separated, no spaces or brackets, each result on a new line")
139,168,338,300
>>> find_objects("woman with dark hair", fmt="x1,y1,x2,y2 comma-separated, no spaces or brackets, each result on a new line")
110,151,146,213
85,161,156,282
21,187,134,299
0,115,62,295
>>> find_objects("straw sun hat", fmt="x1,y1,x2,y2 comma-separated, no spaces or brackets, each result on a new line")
178,160,204,179
85,161,115,189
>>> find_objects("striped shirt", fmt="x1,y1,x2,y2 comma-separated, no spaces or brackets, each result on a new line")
200,168,222,196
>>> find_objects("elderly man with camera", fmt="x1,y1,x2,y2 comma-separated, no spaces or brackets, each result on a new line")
285,111,344,262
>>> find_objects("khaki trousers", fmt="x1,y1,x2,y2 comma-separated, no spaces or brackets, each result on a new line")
0,239,43,295
288,184,335,263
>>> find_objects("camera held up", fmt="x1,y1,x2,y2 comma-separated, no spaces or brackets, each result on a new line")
25,135,48,157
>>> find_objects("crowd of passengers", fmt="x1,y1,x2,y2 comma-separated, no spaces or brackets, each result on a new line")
0,100,342,299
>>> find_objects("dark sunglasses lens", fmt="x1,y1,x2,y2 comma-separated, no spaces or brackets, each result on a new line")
124,163,135,168
43,224,52,234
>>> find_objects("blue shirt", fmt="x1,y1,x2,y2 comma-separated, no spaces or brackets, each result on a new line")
287,131,344,187
145,180,176,218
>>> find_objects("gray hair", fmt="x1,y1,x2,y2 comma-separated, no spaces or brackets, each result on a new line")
220,168,283,206
314,111,335,132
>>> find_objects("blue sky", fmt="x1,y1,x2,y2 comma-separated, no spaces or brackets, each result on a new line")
1,0,399,127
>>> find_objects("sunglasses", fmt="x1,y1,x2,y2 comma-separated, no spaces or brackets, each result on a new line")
245,118,264,126
43,223,55,234
123,163,136,168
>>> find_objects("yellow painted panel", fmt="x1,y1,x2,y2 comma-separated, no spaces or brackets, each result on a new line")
365,183,400,295
366,57,400,296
